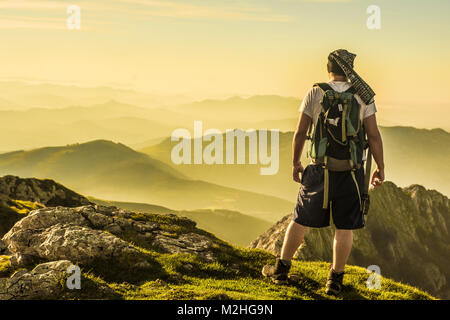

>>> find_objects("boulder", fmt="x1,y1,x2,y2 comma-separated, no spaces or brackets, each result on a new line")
0,260,117,300
154,232,215,261
5,224,146,268
2,204,219,271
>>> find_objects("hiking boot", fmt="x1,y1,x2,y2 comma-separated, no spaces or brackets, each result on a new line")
262,257,291,284
325,268,345,296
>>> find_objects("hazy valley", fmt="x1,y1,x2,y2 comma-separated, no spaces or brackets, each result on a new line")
0,81,448,300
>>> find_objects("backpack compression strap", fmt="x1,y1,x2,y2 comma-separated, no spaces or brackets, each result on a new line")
315,83,357,95
314,83,334,92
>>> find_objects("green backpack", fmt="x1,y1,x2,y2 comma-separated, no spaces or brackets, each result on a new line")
307,83,368,210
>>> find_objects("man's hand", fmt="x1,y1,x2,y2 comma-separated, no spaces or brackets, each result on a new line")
371,167,385,188
293,163,305,183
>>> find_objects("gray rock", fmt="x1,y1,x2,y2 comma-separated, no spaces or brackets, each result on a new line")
9,253,36,266
2,204,217,270
0,260,72,300
5,223,146,268
154,232,215,261
0,260,118,300
2,205,154,269
2,203,220,290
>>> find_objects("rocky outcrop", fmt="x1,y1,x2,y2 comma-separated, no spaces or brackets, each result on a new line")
0,260,117,300
0,203,224,299
0,175,93,237
2,205,218,269
249,181,450,299
0,175,91,207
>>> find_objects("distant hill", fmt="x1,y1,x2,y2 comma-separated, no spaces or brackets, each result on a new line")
0,140,294,222
90,197,272,247
380,126,450,197
250,181,450,299
0,101,185,151
141,126,450,199
141,131,300,201
0,95,300,152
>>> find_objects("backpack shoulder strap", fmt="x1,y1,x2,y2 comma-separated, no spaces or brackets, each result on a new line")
306,83,332,139
314,83,333,92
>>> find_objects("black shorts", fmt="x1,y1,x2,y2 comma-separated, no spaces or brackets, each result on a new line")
292,164,365,230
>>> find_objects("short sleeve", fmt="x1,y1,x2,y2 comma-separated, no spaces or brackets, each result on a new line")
363,101,377,119
299,86,322,118
354,94,377,120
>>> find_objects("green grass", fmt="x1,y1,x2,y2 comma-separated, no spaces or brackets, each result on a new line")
106,254,434,300
0,255,13,278
8,199,45,214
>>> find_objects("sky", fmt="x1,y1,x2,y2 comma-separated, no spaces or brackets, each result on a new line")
0,0,449,107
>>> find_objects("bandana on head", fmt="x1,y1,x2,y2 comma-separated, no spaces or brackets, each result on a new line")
329,49,376,105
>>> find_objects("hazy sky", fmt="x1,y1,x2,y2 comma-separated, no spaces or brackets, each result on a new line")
0,0,449,105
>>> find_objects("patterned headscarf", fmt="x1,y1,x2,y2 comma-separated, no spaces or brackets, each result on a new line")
329,49,376,105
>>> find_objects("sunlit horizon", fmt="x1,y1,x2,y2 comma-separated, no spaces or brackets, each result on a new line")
0,0,448,105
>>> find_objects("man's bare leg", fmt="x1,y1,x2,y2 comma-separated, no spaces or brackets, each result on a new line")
332,229,353,273
280,221,307,261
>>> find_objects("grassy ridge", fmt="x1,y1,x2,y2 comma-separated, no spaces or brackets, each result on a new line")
68,210,435,300
87,213,436,301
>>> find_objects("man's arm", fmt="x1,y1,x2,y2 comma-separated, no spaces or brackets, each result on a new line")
363,114,385,187
292,112,312,183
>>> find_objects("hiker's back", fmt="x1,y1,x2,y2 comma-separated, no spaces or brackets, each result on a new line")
308,82,367,172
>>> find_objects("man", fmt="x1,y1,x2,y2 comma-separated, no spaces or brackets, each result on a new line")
262,49,385,296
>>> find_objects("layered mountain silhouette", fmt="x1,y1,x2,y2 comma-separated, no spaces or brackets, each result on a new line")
0,81,193,109
0,100,182,151
0,140,293,222
142,126,450,199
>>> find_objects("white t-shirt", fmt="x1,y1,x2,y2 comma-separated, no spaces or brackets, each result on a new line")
299,80,377,124
299,80,377,161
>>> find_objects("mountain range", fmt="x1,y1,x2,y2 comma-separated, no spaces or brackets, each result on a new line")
0,81,193,109
141,126,450,199
0,140,293,222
